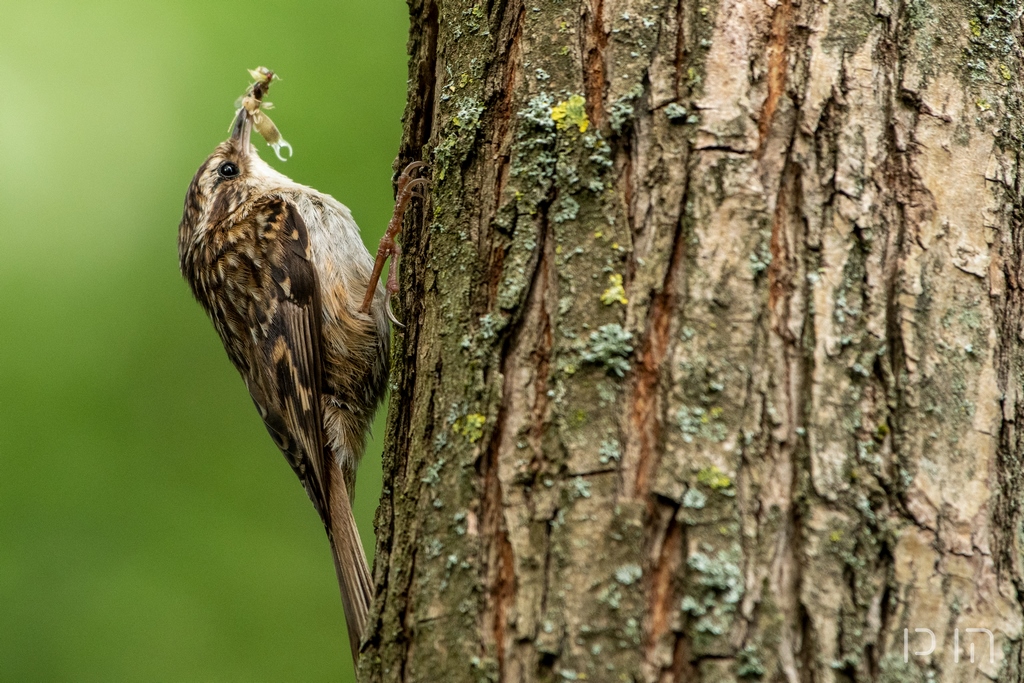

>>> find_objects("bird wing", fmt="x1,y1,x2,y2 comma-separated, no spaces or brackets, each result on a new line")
216,196,331,523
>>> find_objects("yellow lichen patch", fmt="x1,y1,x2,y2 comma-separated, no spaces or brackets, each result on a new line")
551,94,590,133
697,466,732,490
701,407,724,424
454,413,486,442
830,530,844,543
601,273,628,306
1000,63,1013,81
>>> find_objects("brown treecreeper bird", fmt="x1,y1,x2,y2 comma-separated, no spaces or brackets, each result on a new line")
178,69,426,660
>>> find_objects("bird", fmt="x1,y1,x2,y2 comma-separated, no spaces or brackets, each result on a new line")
177,70,425,661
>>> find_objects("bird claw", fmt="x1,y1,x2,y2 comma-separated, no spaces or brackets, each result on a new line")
398,161,428,184
359,162,430,316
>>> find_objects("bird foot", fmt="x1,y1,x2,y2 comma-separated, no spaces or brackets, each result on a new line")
359,162,429,316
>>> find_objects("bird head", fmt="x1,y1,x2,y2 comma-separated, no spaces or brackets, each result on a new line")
178,107,290,257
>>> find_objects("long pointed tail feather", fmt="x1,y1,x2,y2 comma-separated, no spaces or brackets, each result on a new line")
328,473,373,661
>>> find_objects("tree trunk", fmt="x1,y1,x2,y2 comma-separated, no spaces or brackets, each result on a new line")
360,0,1024,680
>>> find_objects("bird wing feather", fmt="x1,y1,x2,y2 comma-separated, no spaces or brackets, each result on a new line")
215,196,331,522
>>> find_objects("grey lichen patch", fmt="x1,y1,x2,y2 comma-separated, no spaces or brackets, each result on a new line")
614,563,643,585
677,405,727,443
496,88,620,314
597,381,618,406
609,84,645,134
552,194,580,223
736,644,766,678
451,97,485,130
602,3,671,134
425,537,445,559
681,544,744,652
599,439,621,464
622,617,642,646
676,467,736,527
494,93,559,310
568,476,592,500
584,133,614,177
468,655,500,683
432,94,487,182
664,102,689,123
747,230,773,276
598,582,625,610
452,511,469,536
683,487,708,509
422,458,447,486
461,4,487,34
581,323,634,376
961,0,1022,87
510,93,558,204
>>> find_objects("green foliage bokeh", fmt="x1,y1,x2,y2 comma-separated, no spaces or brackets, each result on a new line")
0,2,408,680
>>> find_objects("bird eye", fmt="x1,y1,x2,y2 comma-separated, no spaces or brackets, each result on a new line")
218,161,240,178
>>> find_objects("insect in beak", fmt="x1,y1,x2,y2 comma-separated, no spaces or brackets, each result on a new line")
228,67,292,161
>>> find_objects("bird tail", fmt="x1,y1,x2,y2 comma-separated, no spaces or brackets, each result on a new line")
328,473,373,661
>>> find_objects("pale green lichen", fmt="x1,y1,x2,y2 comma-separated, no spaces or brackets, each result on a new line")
665,102,688,122
597,381,617,406
614,564,643,585
623,617,641,645
737,644,766,678
569,476,592,500
451,97,484,129
552,195,580,223
609,84,644,133
426,538,444,558
678,405,727,443
460,4,486,33
421,458,446,486
599,439,621,464
748,237,773,275
582,324,634,376
682,546,744,636
598,584,623,609
683,488,707,509
452,511,468,535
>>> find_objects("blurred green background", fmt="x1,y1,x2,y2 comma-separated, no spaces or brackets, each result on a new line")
0,2,408,681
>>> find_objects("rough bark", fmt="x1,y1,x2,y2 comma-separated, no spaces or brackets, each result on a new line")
360,0,1024,681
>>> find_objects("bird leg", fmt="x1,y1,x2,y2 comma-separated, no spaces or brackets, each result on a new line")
359,162,429,314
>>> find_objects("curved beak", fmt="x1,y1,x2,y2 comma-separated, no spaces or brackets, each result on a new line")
229,107,253,155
